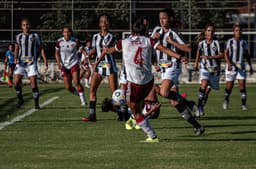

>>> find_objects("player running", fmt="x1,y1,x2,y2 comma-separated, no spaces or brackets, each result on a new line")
82,14,118,122
222,24,253,110
150,9,203,134
55,26,87,106
80,39,92,88
14,18,48,109
194,24,223,117
4,44,15,87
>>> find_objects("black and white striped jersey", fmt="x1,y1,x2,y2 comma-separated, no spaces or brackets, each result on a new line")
92,32,116,61
15,32,42,63
226,38,248,69
198,40,221,69
151,26,184,65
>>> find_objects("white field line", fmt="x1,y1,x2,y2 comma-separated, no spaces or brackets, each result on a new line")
0,96,59,130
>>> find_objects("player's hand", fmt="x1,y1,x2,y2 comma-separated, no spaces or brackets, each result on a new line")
201,55,208,60
58,64,62,70
151,32,160,40
227,63,232,71
154,65,161,72
166,36,174,45
194,64,198,71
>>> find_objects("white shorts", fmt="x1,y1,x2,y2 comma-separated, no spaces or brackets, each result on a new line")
225,67,246,81
199,68,220,90
161,67,181,87
14,63,38,77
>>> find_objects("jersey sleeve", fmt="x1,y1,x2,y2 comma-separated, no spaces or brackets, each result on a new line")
92,34,96,48
115,39,122,52
35,33,43,49
225,39,231,50
55,39,60,50
172,31,185,44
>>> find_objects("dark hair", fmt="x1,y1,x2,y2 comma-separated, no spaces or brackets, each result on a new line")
233,23,242,31
195,23,215,43
21,17,30,24
62,26,73,36
99,13,112,25
9,43,15,48
160,8,175,18
132,17,146,35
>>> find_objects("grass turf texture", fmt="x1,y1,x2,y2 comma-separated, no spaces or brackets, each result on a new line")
0,83,255,169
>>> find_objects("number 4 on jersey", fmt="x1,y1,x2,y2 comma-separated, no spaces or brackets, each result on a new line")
134,47,144,65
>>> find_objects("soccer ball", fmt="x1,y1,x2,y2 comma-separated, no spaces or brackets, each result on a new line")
112,89,126,106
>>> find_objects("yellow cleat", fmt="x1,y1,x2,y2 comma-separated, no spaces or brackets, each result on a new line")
125,122,133,130
134,124,141,130
140,137,159,143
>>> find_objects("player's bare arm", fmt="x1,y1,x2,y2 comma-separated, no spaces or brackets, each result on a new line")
14,44,19,64
55,48,61,69
41,48,48,72
224,49,232,70
194,49,200,71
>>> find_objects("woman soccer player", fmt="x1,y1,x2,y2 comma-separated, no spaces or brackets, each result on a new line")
104,18,204,142
222,24,253,110
82,14,118,122
80,39,92,88
14,18,48,109
150,9,202,134
194,24,223,117
55,26,87,106
4,43,15,87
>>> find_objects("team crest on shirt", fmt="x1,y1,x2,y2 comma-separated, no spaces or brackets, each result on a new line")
212,46,217,52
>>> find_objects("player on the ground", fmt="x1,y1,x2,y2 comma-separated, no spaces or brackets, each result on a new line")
222,24,253,110
4,43,15,87
82,14,118,122
80,39,92,88
194,24,223,117
55,26,87,106
14,18,48,109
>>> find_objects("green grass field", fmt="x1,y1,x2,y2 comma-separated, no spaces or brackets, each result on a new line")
0,83,255,169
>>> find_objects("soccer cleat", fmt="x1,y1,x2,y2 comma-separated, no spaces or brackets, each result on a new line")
134,124,141,130
194,126,205,136
7,80,13,88
223,100,228,110
82,114,96,122
35,104,40,109
125,122,133,130
242,105,248,111
16,99,24,108
140,137,159,143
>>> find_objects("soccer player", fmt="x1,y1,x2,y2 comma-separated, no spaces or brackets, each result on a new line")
14,18,48,109
4,43,15,87
80,39,92,88
104,18,204,143
194,24,223,117
55,26,87,106
82,14,118,122
150,9,203,133
222,24,253,110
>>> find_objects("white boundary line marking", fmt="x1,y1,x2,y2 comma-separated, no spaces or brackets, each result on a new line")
0,96,59,130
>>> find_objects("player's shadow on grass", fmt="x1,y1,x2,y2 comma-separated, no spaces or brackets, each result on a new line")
0,87,64,121
161,138,256,142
